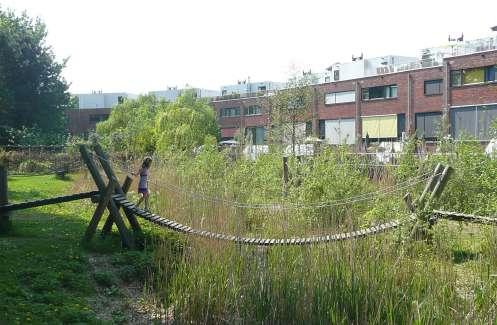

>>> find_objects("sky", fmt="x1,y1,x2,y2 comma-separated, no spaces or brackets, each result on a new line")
2,0,496,94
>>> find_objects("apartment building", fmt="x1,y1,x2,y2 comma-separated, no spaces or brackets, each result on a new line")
67,91,137,135
212,36,497,148
149,86,220,102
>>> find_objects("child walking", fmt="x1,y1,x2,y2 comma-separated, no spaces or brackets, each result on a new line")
133,157,152,210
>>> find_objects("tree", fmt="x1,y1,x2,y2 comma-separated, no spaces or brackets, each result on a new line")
155,90,219,153
269,72,316,155
0,7,70,144
96,95,165,154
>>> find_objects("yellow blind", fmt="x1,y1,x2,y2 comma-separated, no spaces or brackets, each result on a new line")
362,115,397,138
463,68,484,84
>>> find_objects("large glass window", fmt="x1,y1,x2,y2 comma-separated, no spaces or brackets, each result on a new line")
245,127,265,145
462,68,485,84
244,105,261,116
221,107,240,117
362,115,398,138
485,65,497,82
362,85,397,100
325,118,356,144
451,70,462,87
451,105,497,140
318,120,326,139
451,65,497,87
415,112,442,139
424,79,443,95
325,90,355,104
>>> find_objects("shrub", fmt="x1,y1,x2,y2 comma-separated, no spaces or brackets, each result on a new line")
18,159,49,174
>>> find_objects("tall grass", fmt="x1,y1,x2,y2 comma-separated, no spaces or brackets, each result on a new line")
105,143,497,323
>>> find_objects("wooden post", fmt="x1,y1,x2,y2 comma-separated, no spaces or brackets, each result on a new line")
83,180,115,243
283,156,289,195
79,145,135,248
101,175,133,236
0,165,10,233
92,144,142,234
417,163,443,207
430,165,453,200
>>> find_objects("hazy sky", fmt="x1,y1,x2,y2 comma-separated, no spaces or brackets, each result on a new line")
2,0,496,94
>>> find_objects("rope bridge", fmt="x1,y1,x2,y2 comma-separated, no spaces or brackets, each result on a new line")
1,142,496,249
113,193,417,246
79,143,474,248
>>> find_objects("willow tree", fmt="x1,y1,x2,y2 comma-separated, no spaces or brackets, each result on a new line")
269,73,316,155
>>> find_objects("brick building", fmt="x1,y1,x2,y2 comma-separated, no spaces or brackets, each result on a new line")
212,36,497,148
67,92,136,135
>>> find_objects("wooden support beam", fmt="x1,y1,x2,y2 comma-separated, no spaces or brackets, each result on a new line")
0,166,10,233
92,144,142,234
430,165,453,200
403,193,415,213
79,145,135,248
0,191,99,213
417,163,444,207
101,175,133,236
83,180,115,243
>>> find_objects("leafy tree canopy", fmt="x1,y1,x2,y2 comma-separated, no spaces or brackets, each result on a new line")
155,90,219,153
0,7,70,144
96,95,166,154
96,90,219,154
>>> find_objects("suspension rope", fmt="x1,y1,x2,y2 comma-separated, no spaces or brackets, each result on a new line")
92,151,435,210
112,194,416,245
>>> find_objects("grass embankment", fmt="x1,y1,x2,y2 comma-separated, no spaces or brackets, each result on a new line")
0,174,161,324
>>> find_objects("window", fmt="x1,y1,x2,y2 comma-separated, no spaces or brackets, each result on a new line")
244,105,261,116
325,118,356,144
450,70,462,87
318,120,326,139
89,114,109,123
424,79,443,95
362,115,398,139
325,90,355,104
305,121,313,136
334,70,340,81
324,76,331,83
463,68,485,84
258,86,267,92
451,105,497,140
117,96,125,104
485,65,497,82
416,112,442,139
245,127,265,145
221,107,240,117
362,85,398,100
451,65,497,87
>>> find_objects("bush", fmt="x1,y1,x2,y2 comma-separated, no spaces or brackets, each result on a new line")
18,159,49,173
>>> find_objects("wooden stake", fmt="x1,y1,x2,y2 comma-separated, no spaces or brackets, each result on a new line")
79,145,134,248
430,165,452,200
92,144,142,234
101,175,133,236
0,166,10,233
283,156,289,196
83,180,115,243
417,163,443,207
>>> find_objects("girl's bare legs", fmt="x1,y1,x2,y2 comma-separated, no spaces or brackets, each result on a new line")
137,192,149,209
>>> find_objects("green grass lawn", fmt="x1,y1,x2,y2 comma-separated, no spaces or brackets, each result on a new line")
0,174,156,324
